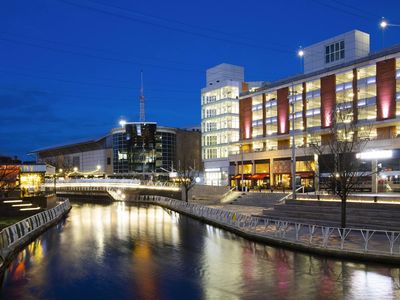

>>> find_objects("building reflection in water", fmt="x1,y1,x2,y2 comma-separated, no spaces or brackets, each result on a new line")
1,203,400,299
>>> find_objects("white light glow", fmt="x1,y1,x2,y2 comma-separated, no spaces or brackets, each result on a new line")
356,150,393,160
204,168,220,172
119,119,127,127
169,172,178,178
380,20,388,29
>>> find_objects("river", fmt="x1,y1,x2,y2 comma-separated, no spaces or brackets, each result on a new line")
1,202,400,299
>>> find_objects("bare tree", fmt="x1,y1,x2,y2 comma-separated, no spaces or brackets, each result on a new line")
177,155,199,202
0,165,20,198
309,108,373,228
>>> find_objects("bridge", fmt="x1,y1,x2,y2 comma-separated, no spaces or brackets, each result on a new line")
43,179,183,201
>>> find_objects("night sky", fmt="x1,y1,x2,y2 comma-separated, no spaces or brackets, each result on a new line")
1,0,400,160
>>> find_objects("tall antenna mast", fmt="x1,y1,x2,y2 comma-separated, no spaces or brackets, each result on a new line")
139,70,145,122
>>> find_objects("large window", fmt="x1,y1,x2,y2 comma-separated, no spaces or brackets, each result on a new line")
357,65,377,121
325,40,345,64
265,91,278,135
289,84,304,131
305,80,321,128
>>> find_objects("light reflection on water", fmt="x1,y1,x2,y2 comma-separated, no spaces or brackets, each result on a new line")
1,202,400,300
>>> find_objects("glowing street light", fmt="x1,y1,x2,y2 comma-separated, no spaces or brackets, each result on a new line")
297,47,304,73
379,18,400,48
96,165,101,170
119,119,127,127
59,168,63,173
380,19,388,29
73,167,78,172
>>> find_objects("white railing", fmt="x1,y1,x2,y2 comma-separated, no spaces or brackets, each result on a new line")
0,200,71,252
43,179,180,191
45,178,141,184
136,195,400,257
277,186,304,203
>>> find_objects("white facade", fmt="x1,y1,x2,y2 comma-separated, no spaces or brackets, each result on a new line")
303,30,370,74
62,149,110,173
202,64,244,186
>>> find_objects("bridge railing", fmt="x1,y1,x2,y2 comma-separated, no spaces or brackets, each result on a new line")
137,195,400,257
0,200,71,253
42,180,181,191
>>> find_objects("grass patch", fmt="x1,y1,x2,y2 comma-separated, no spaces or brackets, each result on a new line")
0,217,25,230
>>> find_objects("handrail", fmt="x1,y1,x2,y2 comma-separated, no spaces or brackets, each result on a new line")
277,186,304,203
134,195,400,257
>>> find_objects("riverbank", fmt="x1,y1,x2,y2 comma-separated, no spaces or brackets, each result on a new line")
0,200,71,278
136,195,400,265
0,217,25,231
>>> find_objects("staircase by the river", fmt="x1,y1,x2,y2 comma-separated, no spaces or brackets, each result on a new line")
262,199,400,231
226,192,287,208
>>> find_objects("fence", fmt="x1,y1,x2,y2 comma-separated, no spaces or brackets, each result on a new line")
137,195,400,257
0,199,71,253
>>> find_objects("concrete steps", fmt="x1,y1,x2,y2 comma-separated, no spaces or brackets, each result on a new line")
228,192,287,208
261,199,400,231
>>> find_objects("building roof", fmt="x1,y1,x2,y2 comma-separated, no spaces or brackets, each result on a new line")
30,135,110,156
241,43,400,97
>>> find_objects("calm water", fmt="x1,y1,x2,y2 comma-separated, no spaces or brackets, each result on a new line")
1,202,400,300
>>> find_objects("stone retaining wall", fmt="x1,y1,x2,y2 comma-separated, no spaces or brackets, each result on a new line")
0,199,71,276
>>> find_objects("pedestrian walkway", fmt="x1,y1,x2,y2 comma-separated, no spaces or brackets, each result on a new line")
138,195,400,264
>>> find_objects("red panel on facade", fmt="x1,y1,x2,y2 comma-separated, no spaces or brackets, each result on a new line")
277,87,289,135
239,97,252,140
320,75,336,128
377,58,396,121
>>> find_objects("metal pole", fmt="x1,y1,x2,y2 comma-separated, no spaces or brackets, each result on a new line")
241,144,244,192
54,174,56,195
291,84,297,199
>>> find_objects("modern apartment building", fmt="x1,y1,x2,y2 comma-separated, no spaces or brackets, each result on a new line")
229,29,400,193
201,63,262,185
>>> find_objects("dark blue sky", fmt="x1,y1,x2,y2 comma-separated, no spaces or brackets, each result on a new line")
1,0,400,159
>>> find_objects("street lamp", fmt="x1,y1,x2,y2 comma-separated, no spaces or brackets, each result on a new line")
298,47,304,73
73,167,78,172
380,19,388,29
290,84,297,199
379,18,400,48
239,144,244,192
119,119,127,127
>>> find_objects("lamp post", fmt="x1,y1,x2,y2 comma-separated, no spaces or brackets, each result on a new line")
240,144,244,192
379,18,400,48
290,49,304,199
298,47,304,73
53,168,63,195
291,84,297,199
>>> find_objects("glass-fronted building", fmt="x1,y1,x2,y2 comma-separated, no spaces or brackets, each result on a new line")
112,123,200,177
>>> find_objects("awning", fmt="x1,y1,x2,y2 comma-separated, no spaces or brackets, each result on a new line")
251,174,269,180
298,172,314,178
232,174,252,180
